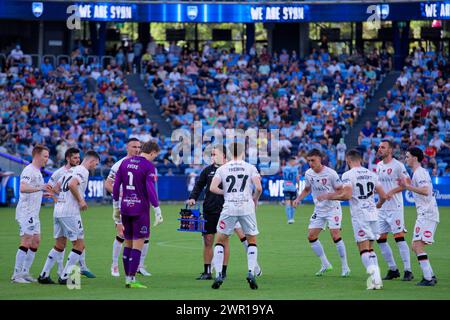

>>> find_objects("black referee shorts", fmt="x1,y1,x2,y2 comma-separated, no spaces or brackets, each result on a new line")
202,212,221,235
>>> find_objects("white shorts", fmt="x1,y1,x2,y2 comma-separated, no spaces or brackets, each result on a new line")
351,217,379,243
413,218,438,244
17,216,41,236
378,210,405,235
235,221,242,229
337,153,345,161
54,217,84,241
217,214,259,236
308,210,342,230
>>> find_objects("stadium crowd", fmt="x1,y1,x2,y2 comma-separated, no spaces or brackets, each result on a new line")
1,40,449,177
358,47,450,177
143,42,387,174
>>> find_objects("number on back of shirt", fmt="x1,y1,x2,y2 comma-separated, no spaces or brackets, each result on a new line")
62,176,73,192
356,182,375,200
226,174,249,193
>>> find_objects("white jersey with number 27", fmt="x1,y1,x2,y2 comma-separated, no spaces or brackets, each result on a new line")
214,160,260,216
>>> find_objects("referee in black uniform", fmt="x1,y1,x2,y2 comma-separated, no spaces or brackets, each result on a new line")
186,145,231,280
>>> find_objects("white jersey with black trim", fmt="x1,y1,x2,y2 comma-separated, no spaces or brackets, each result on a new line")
411,167,439,222
305,166,343,213
214,160,260,216
15,164,44,220
342,166,380,221
376,158,409,211
54,165,89,218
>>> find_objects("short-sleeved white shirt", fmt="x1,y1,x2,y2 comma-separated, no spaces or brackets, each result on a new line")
15,164,44,220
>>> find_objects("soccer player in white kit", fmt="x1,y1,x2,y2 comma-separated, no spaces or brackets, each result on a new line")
38,148,95,284
105,138,152,277
11,145,50,283
317,150,387,289
376,140,414,281
49,150,100,284
398,147,439,286
293,149,350,277
210,142,263,290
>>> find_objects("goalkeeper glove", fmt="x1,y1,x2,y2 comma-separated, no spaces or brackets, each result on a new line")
153,206,163,227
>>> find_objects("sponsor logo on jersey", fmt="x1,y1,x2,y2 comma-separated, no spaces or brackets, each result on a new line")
140,226,148,234
424,230,432,238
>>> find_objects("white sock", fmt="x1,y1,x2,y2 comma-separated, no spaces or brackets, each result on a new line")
418,253,433,281
212,244,224,278
378,241,397,270
61,250,82,280
369,250,379,267
335,239,349,270
310,239,330,267
361,252,372,271
78,250,87,271
40,248,61,278
13,247,28,277
139,241,149,269
112,238,123,266
57,249,65,276
396,240,412,271
22,248,37,274
247,245,258,275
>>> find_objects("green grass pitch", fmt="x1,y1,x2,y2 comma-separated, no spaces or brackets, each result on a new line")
0,204,449,300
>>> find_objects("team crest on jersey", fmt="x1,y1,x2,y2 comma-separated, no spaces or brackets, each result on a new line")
219,220,226,230
395,219,401,226
424,230,432,238
415,226,420,233
358,230,365,237
387,168,392,175
334,216,339,222
321,178,327,185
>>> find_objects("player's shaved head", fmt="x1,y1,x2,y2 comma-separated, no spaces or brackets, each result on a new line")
127,138,140,144
84,150,100,161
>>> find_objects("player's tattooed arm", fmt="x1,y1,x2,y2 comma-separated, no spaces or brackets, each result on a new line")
210,176,224,195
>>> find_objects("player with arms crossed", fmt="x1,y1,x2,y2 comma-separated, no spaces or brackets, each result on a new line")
113,141,163,289
282,156,300,224
38,148,95,283
51,151,100,285
293,149,350,277
209,142,262,290
106,138,152,277
376,140,413,281
317,150,387,289
399,147,439,286
12,145,50,283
